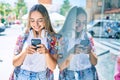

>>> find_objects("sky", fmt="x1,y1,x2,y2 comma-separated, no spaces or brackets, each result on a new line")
0,0,86,7
0,0,86,11
0,0,38,10
52,0,86,7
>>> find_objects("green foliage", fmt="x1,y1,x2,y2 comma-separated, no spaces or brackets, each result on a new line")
1,18,5,23
15,0,28,19
60,0,71,16
0,0,27,19
0,3,5,16
0,2,11,16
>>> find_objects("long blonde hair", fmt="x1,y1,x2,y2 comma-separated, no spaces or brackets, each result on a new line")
26,4,55,34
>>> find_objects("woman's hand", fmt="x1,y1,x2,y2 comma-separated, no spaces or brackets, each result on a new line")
25,45,36,54
74,44,84,54
74,44,92,54
36,44,49,54
84,45,92,54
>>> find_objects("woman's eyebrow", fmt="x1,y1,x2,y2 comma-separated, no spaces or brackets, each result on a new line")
30,18,33,19
37,17,44,19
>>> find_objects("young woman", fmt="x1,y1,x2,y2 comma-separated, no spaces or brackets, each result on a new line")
12,4,58,80
58,6,98,80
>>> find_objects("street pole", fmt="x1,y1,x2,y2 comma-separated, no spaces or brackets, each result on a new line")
99,0,104,40
101,0,104,20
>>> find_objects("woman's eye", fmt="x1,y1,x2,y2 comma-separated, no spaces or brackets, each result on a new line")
29,18,44,23
37,18,44,22
30,19,34,22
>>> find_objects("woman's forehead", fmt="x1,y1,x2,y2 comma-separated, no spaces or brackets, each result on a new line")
76,16,86,23
76,14,86,20
30,11,43,18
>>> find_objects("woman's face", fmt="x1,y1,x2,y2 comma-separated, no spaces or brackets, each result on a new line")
76,14,87,32
30,11,45,32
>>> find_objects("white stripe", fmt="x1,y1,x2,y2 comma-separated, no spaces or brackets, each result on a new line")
99,41,120,51
94,40,119,55
111,41,120,46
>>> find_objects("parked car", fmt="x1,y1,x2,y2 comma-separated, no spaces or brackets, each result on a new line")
4,22,10,28
87,20,120,39
0,23,5,33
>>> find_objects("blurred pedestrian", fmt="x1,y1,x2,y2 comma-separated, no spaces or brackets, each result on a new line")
114,56,120,80
12,4,58,80
58,6,98,80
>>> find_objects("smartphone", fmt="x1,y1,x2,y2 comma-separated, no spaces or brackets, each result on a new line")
80,40,89,47
31,39,41,49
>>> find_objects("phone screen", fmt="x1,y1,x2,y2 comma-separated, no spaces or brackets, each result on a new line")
31,39,41,47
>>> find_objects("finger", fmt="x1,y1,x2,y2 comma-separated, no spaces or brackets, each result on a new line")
37,44,45,50
31,45,36,49
37,49,42,54
27,46,36,54
38,44,45,48
30,48,36,53
37,47,47,54
26,46,31,53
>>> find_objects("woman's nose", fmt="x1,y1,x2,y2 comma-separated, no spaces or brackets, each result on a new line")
34,21,39,26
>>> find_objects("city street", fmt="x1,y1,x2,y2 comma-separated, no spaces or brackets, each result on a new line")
0,25,22,80
0,25,120,80
94,38,120,80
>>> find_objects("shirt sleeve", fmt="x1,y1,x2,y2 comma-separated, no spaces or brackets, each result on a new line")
14,35,24,55
87,32,95,52
47,34,60,55
14,32,29,55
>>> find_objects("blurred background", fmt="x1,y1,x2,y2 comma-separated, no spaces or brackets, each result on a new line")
0,0,120,80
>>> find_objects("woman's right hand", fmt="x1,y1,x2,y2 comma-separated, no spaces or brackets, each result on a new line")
25,45,36,54
13,45,36,67
74,44,82,54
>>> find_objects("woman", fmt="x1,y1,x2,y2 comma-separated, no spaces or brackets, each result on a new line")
12,4,58,80
58,6,98,80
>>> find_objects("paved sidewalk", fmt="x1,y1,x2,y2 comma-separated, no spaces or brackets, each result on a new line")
94,40,109,56
94,40,110,80
94,40,118,80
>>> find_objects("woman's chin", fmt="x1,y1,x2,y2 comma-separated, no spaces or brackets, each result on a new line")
34,28,41,31
34,30,40,32
76,30,81,32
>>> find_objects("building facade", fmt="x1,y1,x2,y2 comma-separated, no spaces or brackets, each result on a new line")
38,0,120,22
38,0,52,4
38,0,61,13
86,0,120,22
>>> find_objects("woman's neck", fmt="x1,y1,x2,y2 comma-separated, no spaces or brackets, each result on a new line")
33,30,42,38
76,31,82,38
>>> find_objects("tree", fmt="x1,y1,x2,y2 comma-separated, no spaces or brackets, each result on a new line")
0,2,11,16
60,0,71,16
14,0,27,19
0,2,12,23
0,3,5,16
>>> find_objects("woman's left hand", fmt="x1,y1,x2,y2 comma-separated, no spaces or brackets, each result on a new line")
84,45,92,54
36,44,49,54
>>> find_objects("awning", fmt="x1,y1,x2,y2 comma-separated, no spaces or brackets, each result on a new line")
105,8,120,14
49,12,65,22
22,14,28,20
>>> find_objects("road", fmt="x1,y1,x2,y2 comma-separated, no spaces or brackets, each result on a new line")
0,25,22,80
0,25,120,80
94,38,120,80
